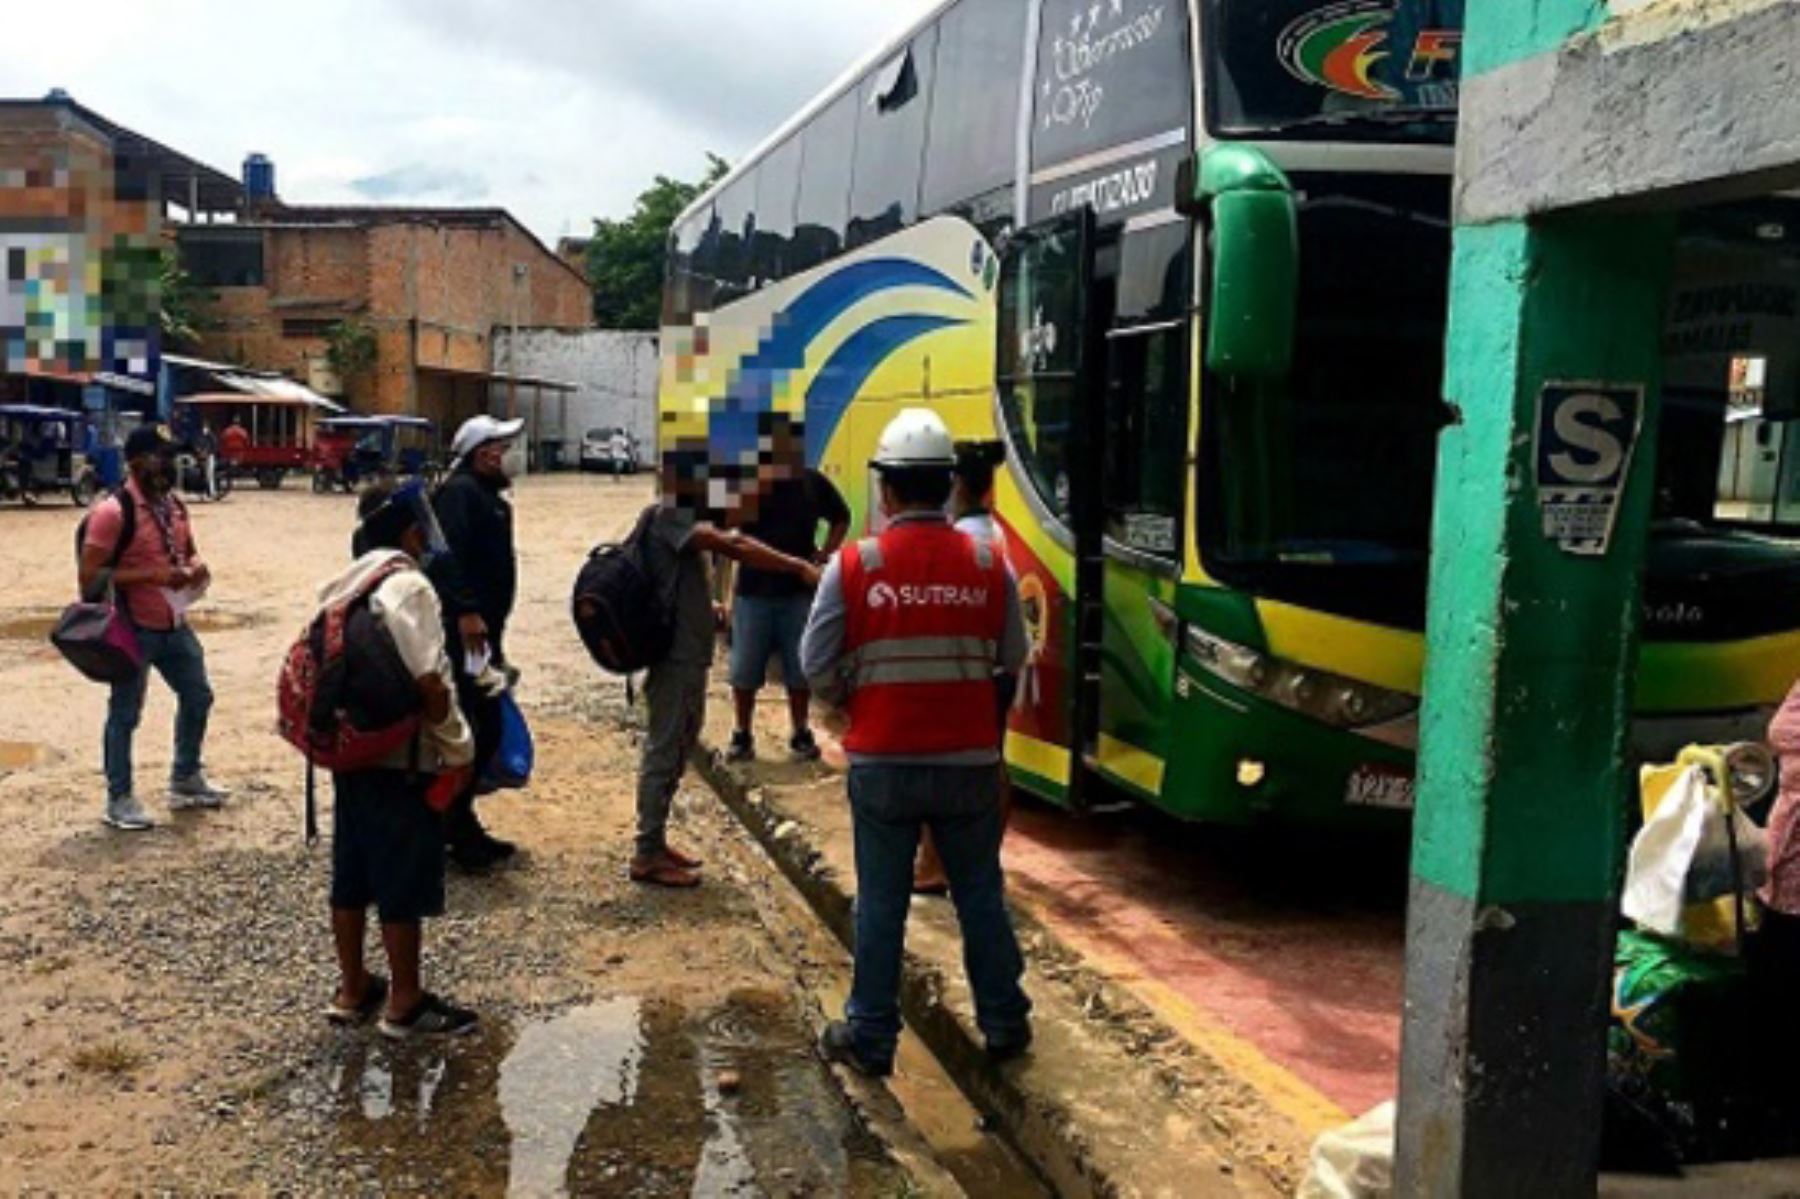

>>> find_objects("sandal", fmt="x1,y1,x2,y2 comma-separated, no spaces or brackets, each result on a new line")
378,992,480,1040
324,974,389,1025
630,856,701,888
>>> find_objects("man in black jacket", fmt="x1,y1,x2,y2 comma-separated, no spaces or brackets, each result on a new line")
432,415,524,870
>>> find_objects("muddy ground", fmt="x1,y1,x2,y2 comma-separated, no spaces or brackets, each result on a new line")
0,474,944,1197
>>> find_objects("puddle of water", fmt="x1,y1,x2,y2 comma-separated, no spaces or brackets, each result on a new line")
499,996,643,1196
0,741,59,772
299,990,907,1197
0,609,265,641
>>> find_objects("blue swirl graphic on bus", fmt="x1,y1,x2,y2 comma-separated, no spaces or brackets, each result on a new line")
804,314,966,462
707,258,972,461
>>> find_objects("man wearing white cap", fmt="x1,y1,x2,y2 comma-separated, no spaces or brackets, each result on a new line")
432,414,525,870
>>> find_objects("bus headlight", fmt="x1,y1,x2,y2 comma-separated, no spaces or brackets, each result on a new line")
1183,626,1417,731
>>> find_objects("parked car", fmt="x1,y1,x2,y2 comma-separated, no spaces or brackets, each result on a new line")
580,427,639,475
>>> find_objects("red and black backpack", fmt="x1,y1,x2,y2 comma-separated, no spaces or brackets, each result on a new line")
277,557,423,773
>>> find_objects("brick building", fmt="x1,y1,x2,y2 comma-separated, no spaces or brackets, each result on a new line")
180,205,593,426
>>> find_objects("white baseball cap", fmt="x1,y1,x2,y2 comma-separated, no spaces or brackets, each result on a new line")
451,415,525,459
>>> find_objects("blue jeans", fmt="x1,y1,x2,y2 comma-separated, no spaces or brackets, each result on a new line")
105,624,214,800
846,763,1031,1068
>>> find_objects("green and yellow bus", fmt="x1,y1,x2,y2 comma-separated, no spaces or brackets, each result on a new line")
660,0,1800,823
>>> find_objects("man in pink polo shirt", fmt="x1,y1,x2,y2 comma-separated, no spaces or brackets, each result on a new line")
78,424,227,831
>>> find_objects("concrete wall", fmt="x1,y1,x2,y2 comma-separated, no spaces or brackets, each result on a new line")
492,328,660,467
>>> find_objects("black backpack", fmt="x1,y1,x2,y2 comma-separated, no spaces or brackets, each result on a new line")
572,505,675,674
73,490,197,598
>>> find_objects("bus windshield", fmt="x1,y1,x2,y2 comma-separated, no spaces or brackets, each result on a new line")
1205,0,1464,142
1199,173,1452,629
1200,190,1800,634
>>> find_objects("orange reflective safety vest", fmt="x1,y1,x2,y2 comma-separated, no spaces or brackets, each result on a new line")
839,518,1009,757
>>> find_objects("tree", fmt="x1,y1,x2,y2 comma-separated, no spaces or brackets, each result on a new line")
586,154,728,330
158,248,213,351
325,318,378,382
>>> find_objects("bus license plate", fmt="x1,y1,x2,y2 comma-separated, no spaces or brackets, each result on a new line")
1345,767,1415,811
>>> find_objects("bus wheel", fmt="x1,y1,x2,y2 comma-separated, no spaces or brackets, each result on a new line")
256,469,283,491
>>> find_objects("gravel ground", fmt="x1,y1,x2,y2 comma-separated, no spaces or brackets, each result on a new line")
0,474,918,1197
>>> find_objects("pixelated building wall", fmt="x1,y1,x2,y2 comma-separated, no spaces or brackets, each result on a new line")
0,106,159,379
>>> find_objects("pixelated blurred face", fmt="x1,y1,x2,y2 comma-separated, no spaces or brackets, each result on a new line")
660,442,710,513
760,418,806,485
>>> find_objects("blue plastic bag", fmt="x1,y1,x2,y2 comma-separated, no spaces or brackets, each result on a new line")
480,691,534,792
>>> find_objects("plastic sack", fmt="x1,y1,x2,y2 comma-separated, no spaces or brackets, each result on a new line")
1298,1101,1394,1199
479,691,534,792
1622,752,1768,953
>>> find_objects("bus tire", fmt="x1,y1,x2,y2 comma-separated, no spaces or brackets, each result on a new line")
256,469,283,491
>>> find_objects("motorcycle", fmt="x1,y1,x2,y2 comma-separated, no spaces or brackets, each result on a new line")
176,451,231,502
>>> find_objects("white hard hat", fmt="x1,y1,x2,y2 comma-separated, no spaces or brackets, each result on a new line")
872,408,955,470
451,414,525,459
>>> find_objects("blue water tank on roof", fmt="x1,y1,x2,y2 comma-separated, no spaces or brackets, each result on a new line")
243,153,275,201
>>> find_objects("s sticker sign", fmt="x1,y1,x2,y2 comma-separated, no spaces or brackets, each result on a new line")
1535,382,1646,556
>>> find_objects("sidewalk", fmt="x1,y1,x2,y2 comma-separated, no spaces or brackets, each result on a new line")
695,684,1305,1197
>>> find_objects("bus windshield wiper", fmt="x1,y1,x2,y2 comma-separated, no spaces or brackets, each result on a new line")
1254,108,1456,136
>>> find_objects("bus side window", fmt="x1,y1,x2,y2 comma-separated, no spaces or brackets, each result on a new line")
849,29,937,250
754,138,802,287
794,91,857,274
663,217,710,328
691,203,723,306
1031,0,1189,171
922,0,1028,217
714,176,755,303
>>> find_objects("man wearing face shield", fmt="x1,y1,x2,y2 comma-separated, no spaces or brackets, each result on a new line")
78,424,227,831
322,479,477,1037
430,415,525,871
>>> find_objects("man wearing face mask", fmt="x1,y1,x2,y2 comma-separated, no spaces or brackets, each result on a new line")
430,415,524,871
79,424,227,831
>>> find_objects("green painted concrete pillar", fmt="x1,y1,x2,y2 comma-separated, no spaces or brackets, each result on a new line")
1394,7,1677,1192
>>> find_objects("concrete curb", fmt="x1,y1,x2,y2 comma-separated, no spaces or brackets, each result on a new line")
691,744,1277,1198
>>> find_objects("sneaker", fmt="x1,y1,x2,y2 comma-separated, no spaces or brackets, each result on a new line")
790,729,822,762
103,795,155,832
818,1020,892,1078
726,730,755,763
378,993,480,1040
169,772,229,810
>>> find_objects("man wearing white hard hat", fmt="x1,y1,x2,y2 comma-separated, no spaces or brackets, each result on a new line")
799,408,1033,1077
432,413,526,871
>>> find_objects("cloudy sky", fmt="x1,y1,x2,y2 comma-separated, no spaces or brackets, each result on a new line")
4,0,938,243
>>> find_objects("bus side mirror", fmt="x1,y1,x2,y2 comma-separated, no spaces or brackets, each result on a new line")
1178,147,1298,380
